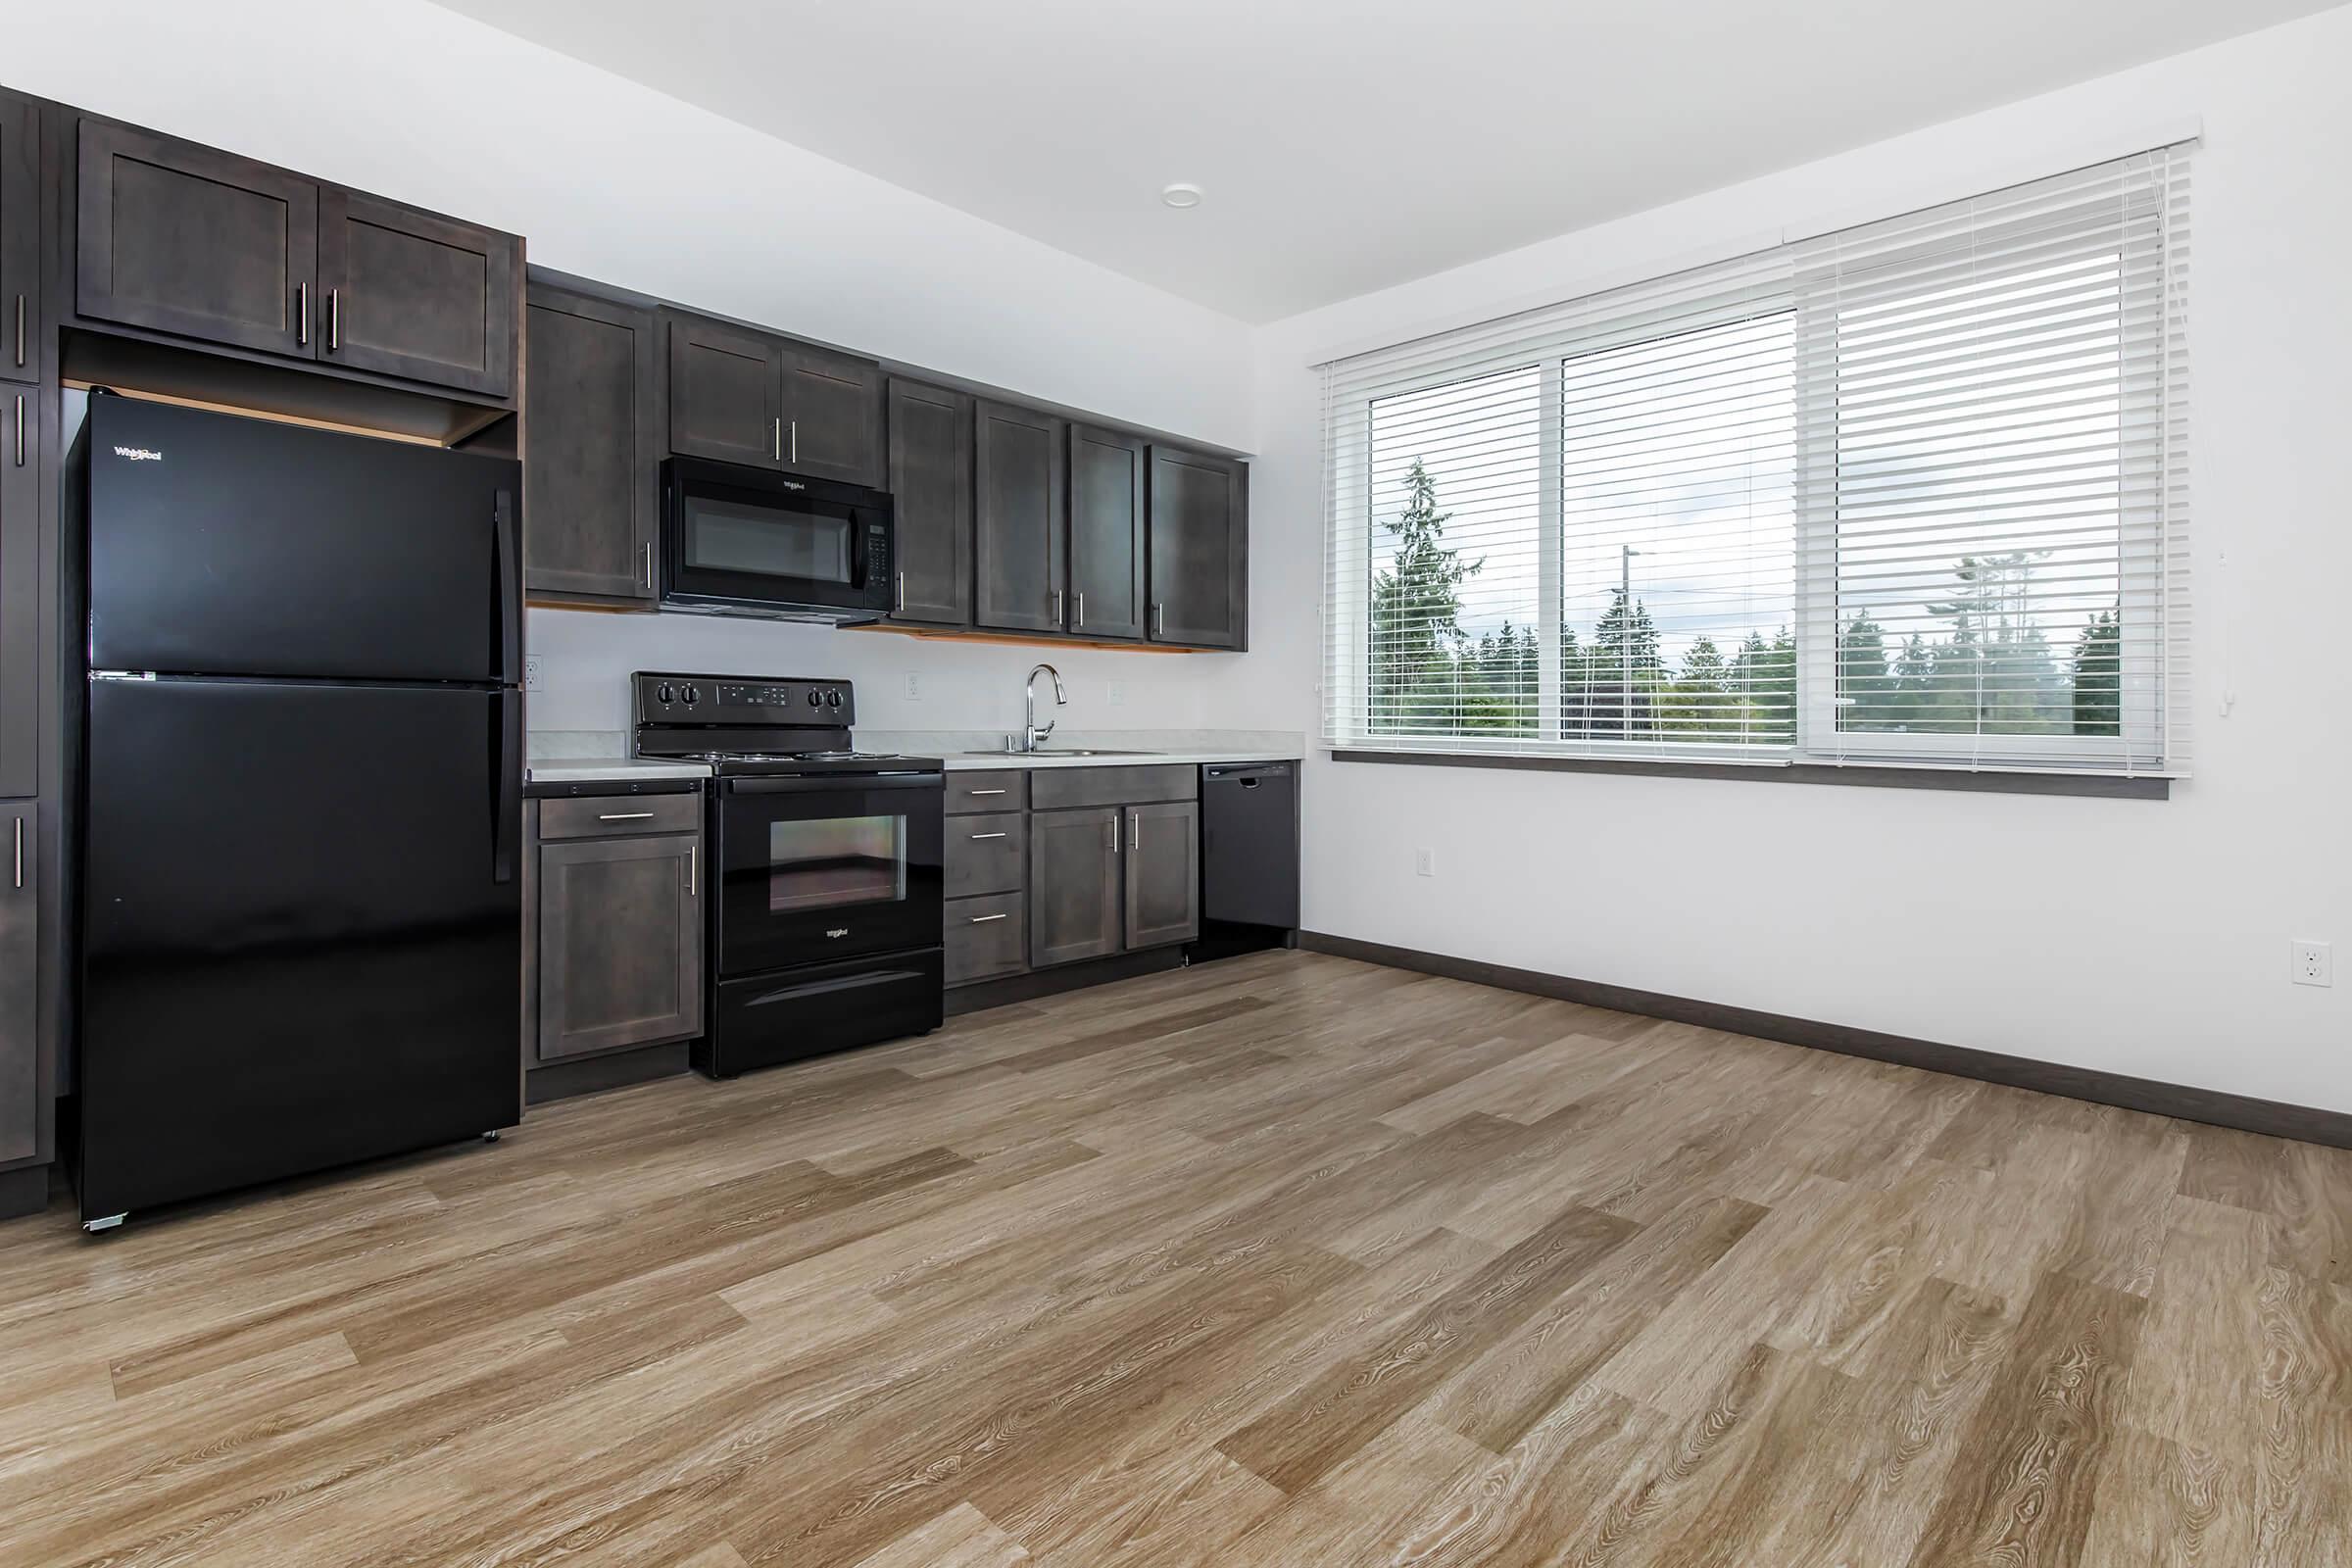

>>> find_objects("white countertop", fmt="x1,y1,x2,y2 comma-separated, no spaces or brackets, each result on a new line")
526,757,711,784
941,749,1299,770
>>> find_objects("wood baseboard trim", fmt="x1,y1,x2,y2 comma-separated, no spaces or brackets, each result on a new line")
1298,931,2352,1151
0,1163,53,1222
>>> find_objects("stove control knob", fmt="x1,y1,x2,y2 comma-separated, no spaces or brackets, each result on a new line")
807,690,822,708
681,684,701,707
826,688,843,710
656,683,674,706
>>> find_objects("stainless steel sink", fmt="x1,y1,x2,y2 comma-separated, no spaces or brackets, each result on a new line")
960,748,1163,759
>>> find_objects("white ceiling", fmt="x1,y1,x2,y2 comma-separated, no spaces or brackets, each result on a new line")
433,0,2329,322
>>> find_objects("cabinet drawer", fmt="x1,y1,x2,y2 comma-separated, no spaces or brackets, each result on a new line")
1029,763,1197,811
946,892,1026,986
538,793,701,841
945,811,1026,899
948,769,1027,814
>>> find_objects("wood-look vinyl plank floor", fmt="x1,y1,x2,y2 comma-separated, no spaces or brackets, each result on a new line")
3,949,2349,1566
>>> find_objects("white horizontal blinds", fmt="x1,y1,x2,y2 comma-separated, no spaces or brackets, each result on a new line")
1792,148,2191,772
1322,246,1795,755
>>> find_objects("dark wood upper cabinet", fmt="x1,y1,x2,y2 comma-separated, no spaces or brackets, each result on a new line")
524,282,659,606
536,832,703,1061
317,190,515,397
1029,807,1121,967
76,120,317,361
0,94,35,386
779,341,882,487
667,315,783,469
886,378,972,627
1068,424,1147,641
1148,445,1249,649
1123,799,1200,950
0,387,32,798
974,401,1066,634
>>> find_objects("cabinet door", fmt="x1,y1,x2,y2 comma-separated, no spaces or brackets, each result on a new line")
975,401,1066,633
886,378,971,626
0,387,33,799
1123,799,1200,951
779,341,883,487
0,94,34,385
0,804,34,1165
1148,446,1249,649
668,315,783,468
317,190,516,396
1029,808,1121,967
525,285,658,605
76,120,318,360
1068,424,1146,640
537,834,703,1060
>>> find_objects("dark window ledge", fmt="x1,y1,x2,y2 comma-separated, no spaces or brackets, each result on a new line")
1329,748,2171,800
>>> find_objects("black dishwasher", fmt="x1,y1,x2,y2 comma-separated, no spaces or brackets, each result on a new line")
1201,762,1299,932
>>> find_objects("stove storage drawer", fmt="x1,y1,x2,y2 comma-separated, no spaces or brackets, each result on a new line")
945,811,1026,899
539,793,703,841
946,892,1026,986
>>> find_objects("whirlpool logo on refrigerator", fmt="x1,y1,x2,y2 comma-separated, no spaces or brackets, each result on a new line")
112,446,165,463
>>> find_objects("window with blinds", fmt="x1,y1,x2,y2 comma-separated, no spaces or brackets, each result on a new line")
1321,146,2191,778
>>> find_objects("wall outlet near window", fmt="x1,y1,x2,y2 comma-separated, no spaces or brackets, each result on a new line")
903,672,921,701
522,655,543,693
1415,848,1437,878
2292,939,2332,987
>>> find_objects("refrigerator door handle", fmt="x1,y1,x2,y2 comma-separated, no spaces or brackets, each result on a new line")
492,690,520,885
493,489,519,686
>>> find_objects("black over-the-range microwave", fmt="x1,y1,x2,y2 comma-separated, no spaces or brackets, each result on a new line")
660,457,897,623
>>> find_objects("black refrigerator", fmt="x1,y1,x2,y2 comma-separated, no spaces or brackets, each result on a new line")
73,397,523,1227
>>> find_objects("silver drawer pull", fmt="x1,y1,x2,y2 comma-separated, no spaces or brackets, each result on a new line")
598,811,657,821
968,912,1008,924
968,831,1008,841
967,788,1008,796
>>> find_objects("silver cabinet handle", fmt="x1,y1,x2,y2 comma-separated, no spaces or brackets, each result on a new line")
790,419,798,464
642,540,656,589
1075,591,1085,629
1054,588,1064,625
12,294,22,368
1103,818,1116,851
598,811,656,821
12,394,21,468
296,282,309,346
1128,809,1140,852
1153,603,1165,638
968,831,1008,841
968,911,1008,924
772,416,782,461
12,816,21,890
686,844,697,897
328,287,340,352
967,788,1008,797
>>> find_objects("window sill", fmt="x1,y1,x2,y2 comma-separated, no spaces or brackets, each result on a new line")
1327,749,2171,800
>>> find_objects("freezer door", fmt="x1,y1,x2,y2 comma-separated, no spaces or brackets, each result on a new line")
84,398,520,684
77,679,521,1220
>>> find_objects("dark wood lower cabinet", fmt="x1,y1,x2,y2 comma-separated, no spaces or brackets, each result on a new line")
0,804,36,1167
1028,807,1123,967
534,824,703,1063
1123,799,1200,950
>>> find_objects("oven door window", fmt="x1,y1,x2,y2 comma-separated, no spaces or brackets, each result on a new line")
767,813,906,912
683,493,857,587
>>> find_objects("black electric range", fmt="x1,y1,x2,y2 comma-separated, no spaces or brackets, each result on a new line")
634,672,945,1077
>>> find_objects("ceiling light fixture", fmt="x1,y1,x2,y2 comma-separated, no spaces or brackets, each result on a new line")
1160,182,1204,210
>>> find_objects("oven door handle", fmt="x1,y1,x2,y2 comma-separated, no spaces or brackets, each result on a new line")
725,772,944,795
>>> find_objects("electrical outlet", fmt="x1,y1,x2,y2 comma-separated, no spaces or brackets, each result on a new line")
1108,680,1128,708
2292,939,2332,987
903,672,922,701
1414,848,1436,878
522,655,543,693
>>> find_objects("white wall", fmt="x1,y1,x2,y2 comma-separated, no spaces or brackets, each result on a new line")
5,0,1255,739
1233,6,2352,1112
